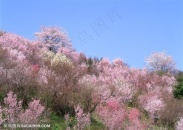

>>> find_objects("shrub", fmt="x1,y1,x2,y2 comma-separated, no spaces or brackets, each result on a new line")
0,91,45,126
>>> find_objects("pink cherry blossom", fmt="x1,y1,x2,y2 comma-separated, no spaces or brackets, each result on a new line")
0,91,45,124
176,117,183,130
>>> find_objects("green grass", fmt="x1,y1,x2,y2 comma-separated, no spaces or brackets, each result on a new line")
38,112,105,130
49,113,66,130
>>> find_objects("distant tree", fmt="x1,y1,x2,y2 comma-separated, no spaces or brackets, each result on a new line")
35,27,72,52
146,52,176,73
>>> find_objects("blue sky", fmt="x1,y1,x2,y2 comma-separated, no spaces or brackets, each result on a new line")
0,0,183,70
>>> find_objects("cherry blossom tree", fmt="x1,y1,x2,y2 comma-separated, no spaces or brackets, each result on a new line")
146,51,176,72
58,47,86,64
96,98,126,130
139,87,165,123
0,32,40,64
35,27,72,52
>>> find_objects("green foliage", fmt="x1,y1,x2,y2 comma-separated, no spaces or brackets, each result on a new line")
43,112,104,130
49,112,66,130
86,121,105,130
174,82,183,99
173,76,183,99
87,114,105,130
0,90,6,103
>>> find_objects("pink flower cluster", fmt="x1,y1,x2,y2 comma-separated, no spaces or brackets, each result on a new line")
74,105,91,130
64,105,90,130
176,117,183,130
96,98,125,130
0,91,45,125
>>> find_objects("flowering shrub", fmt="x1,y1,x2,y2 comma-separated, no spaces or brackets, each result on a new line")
128,108,140,121
127,108,146,130
19,99,45,123
139,90,165,120
64,105,90,130
0,91,45,125
3,91,23,123
74,105,90,130
96,98,126,130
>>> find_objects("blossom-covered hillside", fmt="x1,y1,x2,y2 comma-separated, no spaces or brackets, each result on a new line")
0,27,182,130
